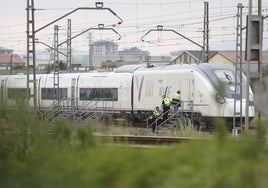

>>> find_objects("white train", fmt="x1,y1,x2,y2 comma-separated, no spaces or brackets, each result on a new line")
0,63,255,126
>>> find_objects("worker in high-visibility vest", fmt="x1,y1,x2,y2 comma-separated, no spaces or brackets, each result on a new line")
171,90,181,118
149,106,162,133
162,95,171,122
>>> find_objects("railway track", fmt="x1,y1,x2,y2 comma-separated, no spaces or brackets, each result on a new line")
94,134,210,146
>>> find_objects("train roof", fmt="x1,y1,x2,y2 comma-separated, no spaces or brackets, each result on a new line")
131,62,234,74
114,64,160,73
114,63,234,73
132,63,237,89
114,63,236,87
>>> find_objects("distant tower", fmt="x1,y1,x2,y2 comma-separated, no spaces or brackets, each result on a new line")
88,33,93,69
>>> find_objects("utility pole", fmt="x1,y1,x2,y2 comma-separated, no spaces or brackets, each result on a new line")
258,0,263,86
258,0,264,141
245,0,263,130
26,0,37,108
203,1,209,63
53,25,60,107
67,19,72,73
233,3,244,135
245,0,252,131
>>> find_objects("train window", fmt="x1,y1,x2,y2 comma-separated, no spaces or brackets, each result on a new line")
7,88,30,99
80,88,118,101
41,88,68,100
214,70,235,83
214,70,247,99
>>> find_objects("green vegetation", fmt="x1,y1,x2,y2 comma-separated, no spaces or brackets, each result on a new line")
263,66,268,77
0,108,268,188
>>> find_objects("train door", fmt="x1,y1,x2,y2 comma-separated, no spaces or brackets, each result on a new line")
118,76,132,110
181,71,195,112
71,78,77,110
37,76,42,109
190,71,195,108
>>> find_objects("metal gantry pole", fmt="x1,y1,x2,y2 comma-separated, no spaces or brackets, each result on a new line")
53,25,60,107
245,0,252,131
67,19,72,73
233,3,244,135
141,27,203,53
258,0,263,121
26,0,37,109
203,1,209,63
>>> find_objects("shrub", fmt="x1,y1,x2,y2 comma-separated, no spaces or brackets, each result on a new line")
1,107,268,187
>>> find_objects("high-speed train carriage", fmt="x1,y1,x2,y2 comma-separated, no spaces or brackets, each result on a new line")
0,72,133,111
76,72,133,112
37,72,132,110
0,74,31,106
0,62,255,125
131,63,254,123
0,73,82,108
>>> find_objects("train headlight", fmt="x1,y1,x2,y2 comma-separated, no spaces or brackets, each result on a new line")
216,93,226,104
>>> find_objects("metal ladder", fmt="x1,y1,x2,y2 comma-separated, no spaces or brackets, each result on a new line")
44,98,73,124
147,101,193,133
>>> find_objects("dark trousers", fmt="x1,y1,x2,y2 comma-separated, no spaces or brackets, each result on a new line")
163,106,170,121
149,118,162,133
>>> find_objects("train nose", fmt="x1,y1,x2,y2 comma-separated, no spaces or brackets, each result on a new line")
223,100,255,117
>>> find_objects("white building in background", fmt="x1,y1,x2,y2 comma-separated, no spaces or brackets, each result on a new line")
92,40,118,56
0,47,13,54
118,47,150,62
30,41,171,70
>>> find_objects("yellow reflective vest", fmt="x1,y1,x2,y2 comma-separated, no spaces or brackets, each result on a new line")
163,97,171,106
153,110,161,117
172,93,180,100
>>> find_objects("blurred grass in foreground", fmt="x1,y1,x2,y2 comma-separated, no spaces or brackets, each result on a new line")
0,108,268,188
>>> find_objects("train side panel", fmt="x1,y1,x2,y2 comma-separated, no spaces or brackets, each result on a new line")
4,74,29,106
133,69,204,112
38,73,81,109
132,67,248,119
190,71,214,116
77,72,132,112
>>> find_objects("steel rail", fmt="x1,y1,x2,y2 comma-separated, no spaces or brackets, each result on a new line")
94,134,210,145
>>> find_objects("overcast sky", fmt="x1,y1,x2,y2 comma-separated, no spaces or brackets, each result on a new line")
1,0,268,56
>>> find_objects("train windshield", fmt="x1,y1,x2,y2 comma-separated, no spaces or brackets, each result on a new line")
213,69,246,99
214,70,235,83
